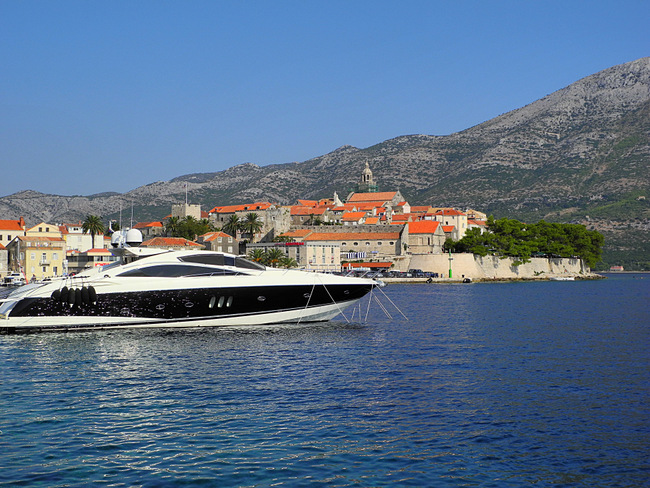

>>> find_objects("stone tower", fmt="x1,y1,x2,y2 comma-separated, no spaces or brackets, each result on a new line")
358,162,378,193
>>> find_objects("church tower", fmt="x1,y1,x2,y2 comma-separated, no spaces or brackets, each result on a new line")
357,162,378,193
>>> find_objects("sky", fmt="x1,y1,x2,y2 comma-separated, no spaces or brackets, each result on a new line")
1,1,648,197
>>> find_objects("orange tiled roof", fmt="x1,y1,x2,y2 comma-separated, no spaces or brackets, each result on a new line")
133,221,163,229
297,199,318,207
410,206,431,213
16,235,65,242
141,237,202,247
341,211,367,222
442,225,455,233
391,214,413,222
347,192,398,203
279,229,313,238
0,243,5,250
291,206,327,216
200,231,233,242
408,221,441,234
434,209,466,216
364,217,379,224
0,219,25,231
209,202,273,213
303,232,400,242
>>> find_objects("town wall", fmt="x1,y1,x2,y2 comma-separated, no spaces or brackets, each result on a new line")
402,253,592,279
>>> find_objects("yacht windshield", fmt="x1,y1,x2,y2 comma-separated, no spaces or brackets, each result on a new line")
179,253,265,271
117,264,239,278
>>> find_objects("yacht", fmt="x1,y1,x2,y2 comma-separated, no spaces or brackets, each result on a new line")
0,248,377,333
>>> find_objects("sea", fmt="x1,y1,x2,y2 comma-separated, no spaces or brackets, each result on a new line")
1,274,648,487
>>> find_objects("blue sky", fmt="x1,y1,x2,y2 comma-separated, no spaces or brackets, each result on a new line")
1,1,647,197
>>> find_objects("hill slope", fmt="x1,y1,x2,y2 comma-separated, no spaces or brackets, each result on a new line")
1,57,648,269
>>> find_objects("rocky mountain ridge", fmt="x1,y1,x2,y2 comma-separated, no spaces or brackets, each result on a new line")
1,57,648,268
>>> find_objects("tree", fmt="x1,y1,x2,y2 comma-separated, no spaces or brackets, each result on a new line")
165,216,180,237
265,248,285,268
82,215,105,249
279,256,298,269
241,213,263,242
447,217,604,267
223,215,241,237
247,248,266,263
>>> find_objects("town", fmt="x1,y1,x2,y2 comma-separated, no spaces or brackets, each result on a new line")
0,163,592,284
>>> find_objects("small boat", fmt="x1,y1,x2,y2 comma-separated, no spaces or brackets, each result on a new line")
0,245,377,333
2,272,26,287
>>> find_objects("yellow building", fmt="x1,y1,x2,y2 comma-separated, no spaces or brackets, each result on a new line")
7,236,66,281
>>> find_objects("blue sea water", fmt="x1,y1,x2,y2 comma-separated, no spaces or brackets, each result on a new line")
1,274,648,487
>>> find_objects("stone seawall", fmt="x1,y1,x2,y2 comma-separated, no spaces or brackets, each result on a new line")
400,254,594,280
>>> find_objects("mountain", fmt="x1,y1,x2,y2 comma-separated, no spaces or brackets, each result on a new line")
1,57,648,269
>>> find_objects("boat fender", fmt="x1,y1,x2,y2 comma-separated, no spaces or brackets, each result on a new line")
60,286,69,303
67,288,77,306
88,286,97,304
75,288,83,307
51,289,61,300
81,286,90,305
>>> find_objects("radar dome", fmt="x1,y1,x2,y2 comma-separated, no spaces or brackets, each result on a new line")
126,228,143,247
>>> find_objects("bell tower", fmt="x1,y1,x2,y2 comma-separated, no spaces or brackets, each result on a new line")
358,162,378,193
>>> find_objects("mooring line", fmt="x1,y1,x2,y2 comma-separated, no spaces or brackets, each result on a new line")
373,294,393,319
317,276,351,324
375,285,409,321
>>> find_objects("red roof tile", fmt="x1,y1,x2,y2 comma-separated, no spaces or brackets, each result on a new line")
341,212,367,221
434,209,466,216
0,219,25,231
141,237,202,247
347,192,398,203
199,231,233,242
408,221,441,234
303,232,400,241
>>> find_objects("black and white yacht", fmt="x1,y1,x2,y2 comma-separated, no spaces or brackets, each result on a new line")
0,239,377,333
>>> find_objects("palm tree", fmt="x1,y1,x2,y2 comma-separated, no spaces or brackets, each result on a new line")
279,256,298,269
265,248,285,268
247,249,266,263
165,216,180,237
223,215,241,237
82,215,105,249
241,213,263,242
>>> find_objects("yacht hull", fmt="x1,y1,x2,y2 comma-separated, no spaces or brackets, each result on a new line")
0,250,377,333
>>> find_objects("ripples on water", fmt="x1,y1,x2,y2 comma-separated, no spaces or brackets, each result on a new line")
1,275,648,487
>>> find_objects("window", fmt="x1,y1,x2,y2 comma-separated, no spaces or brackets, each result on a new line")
118,264,239,277
228,246,233,253
53,253,58,260
228,237,233,243
390,242,394,245
42,253,47,262
377,242,382,245
53,267,58,275
353,242,358,246
366,242,370,246
31,252,36,260
39,227,42,232
218,237,222,243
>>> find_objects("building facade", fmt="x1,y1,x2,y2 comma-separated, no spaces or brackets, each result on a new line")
7,236,66,280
